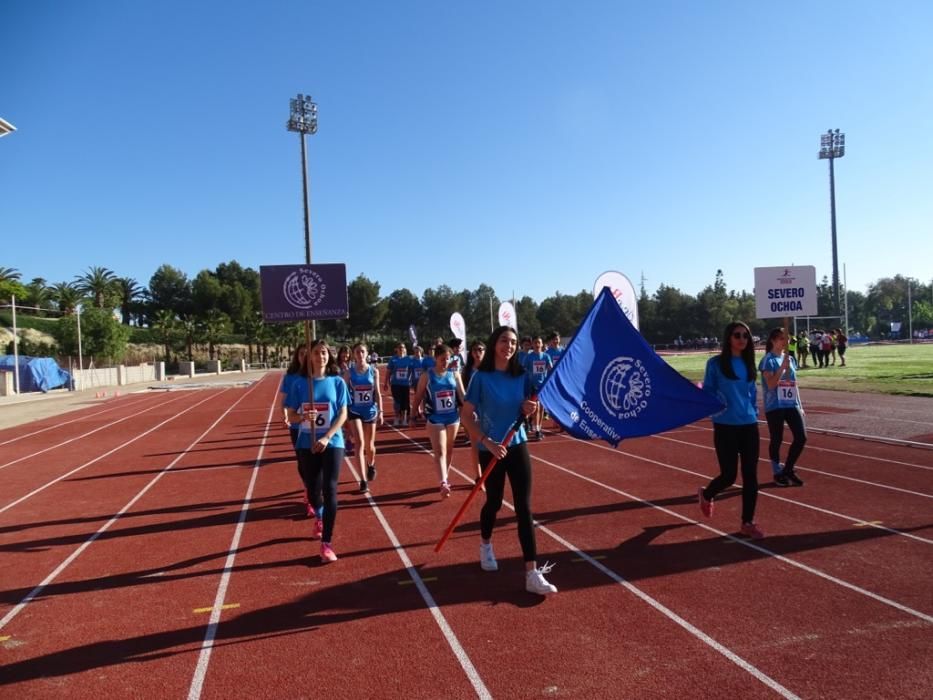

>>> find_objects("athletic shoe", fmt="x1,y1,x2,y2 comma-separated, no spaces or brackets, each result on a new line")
359,479,369,494
440,481,451,498
740,522,765,540
786,470,805,487
479,542,498,571
401,418,409,428
367,464,377,481
525,562,558,595
535,429,542,441
698,487,713,518
313,518,324,539
320,542,338,563
392,418,400,427
774,473,791,487
306,502,316,518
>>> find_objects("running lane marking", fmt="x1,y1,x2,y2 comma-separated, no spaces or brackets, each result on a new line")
556,433,933,546
0,392,191,471
0,390,223,514
0,395,154,447
186,379,280,700
390,427,796,699
0,381,265,634
530,452,933,625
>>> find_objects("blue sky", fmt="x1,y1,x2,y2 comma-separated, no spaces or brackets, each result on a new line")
2,1,931,305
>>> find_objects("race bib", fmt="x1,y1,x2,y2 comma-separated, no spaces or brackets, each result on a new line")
532,360,547,376
395,368,408,380
353,386,372,406
777,381,798,407
433,389,456,414
300,402,332,432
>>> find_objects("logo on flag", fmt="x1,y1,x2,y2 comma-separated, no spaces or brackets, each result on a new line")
539,287,723,447
600,356,651,419
284,267,327,310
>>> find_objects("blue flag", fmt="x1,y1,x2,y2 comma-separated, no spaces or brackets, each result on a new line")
539,287,724,447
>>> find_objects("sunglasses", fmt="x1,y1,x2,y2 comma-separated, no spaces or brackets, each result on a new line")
732,332,750,340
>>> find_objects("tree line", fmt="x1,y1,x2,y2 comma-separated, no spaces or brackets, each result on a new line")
1,264,930,366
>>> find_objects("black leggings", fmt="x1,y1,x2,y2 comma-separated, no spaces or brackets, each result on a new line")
479,443,536,562
391,384,411,412
297,447,344,542
703,423,760,524
766,408,807,472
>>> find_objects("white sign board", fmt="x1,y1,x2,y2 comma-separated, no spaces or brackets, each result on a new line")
754,266,818,319
593,270,639,330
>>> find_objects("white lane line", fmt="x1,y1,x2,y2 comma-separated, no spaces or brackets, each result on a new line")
683,422,933,470
0,392,191,471
556,434,933,546
390,427,794,699
0,390,224,514
187,380,281,700
652,432,933,500
344,457,492,700
0,380,266,633
0,395,154,447
529,452,933,625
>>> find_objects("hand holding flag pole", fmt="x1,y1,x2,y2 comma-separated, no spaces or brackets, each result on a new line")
434,397,535,554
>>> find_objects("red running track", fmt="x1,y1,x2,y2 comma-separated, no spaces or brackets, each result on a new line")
0,373,931,698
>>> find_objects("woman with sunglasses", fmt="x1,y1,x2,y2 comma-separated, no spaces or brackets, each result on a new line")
698,322,765,539
759,328,806,487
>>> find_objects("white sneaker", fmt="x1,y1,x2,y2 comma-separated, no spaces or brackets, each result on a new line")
479,542,498,571
525,562,557,595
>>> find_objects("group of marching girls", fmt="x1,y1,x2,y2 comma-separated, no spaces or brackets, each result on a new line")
278,326,562,596
698,323,809,540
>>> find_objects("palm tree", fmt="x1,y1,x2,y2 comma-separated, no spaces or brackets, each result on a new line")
200,309,229,361
240,311,264,365
24,278,52,313
74,266,117,309
115,277,142,325
0,267,22,282
178,315,199,362
51,282,82,315
151,309,178,363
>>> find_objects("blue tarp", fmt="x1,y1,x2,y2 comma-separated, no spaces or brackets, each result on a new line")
0,355,73,393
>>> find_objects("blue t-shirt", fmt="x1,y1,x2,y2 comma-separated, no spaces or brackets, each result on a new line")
545,346,563,367
285,375,349,449
280,372,303,427
347,364,378,421
702,355,758,425
464,369,532,449
387,355,413,386
425,369,460,425
758,352,800,413
522,351,553,389
411,358,427,386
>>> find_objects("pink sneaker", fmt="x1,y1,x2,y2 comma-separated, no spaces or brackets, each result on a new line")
313,518,324,539
320,542,338,562
740,522,765,540
440,481,451,498
698,487,713,518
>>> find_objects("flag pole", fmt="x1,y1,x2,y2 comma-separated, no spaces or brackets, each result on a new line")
434,399,533,553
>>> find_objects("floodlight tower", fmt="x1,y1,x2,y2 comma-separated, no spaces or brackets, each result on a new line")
818,128,845,314
287,94,318,267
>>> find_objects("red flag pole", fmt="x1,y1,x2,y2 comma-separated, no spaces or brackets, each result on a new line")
434,397,534,554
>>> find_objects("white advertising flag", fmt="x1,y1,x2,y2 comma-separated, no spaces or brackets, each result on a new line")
593,271,639,330
497,301,518,332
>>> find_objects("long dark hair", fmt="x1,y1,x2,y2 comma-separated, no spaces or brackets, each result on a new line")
718,322,757,380
286,345,305,375
477,326,524,377
462,340,486,387
302,339,340,377
764,327,785,354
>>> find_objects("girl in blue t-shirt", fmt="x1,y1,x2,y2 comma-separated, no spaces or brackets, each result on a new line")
413,344,466,498
285,339,349,563
462,340,487,485
698,321,765,540
460,326,557,596
409,345,427,424
279,345,322,519
759,327,807,487
521,336,553,440
383,343,412,427
344,342,383,495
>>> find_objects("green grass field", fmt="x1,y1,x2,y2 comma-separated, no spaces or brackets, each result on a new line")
662,343,933,397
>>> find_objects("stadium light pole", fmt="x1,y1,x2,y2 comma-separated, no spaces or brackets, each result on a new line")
287,94,318,341
818,128,845,315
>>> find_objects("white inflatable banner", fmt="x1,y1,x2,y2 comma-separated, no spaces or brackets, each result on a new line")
497,301,518,331
449,312,467,342
593,271,639,330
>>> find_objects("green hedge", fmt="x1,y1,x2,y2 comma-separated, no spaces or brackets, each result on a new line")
0,311,61,335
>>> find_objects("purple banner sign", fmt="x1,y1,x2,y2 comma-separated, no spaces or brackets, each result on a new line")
260,264,349,322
